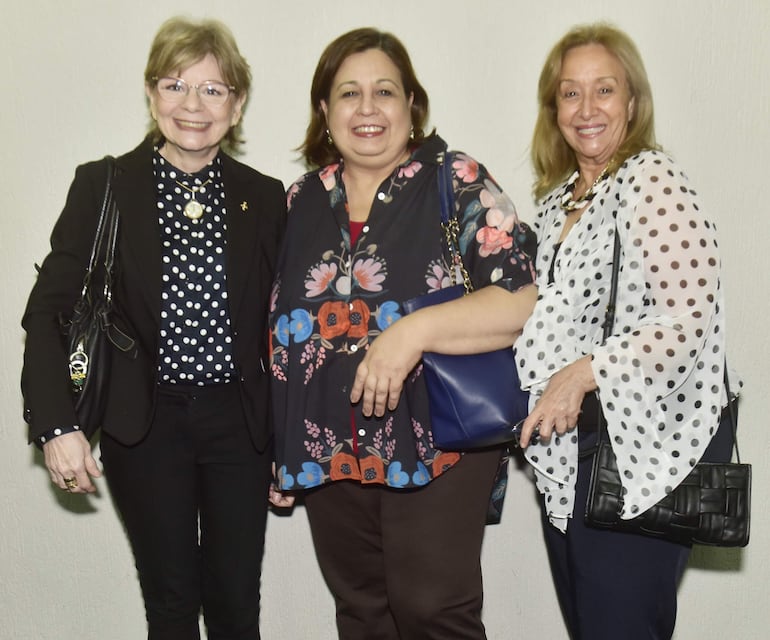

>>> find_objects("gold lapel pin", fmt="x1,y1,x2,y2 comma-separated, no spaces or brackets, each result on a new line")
240,201,248,212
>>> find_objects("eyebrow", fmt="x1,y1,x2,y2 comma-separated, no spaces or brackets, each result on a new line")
559,75,620,84
334,78,400,90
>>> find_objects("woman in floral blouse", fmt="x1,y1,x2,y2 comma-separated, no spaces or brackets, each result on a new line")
268,28,536,639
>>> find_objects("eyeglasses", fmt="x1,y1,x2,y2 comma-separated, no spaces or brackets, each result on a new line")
152,76,236,106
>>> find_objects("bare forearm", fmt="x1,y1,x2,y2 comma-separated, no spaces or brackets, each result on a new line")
410,284,537,355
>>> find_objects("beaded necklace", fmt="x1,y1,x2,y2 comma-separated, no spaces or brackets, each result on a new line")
560,166,610,213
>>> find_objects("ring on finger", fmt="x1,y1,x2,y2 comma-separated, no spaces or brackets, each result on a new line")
63,477,78,490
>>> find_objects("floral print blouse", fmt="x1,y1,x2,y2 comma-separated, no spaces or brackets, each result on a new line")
516,150,734,532
270,135,536,491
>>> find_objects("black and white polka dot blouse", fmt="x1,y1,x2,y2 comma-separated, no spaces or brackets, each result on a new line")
516,150,729,531
153,152,235,385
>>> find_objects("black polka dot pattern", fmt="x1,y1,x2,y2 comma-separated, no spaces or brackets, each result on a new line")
516,150,727,531
153,152,235,385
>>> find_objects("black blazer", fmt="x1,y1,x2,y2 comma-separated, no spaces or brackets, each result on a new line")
22,138,286,449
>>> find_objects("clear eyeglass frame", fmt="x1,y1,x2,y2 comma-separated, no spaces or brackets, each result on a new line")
151,76,236,107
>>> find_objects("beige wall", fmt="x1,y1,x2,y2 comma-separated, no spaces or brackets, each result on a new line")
2,1,768,638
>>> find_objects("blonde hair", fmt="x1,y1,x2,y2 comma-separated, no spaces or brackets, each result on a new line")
144,16,251,153
531,23,658,200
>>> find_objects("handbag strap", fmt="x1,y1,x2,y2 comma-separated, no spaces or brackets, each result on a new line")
437,151,473,294
79,156,117,299
598,225,741,463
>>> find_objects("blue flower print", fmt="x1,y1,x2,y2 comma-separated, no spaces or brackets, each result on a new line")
387,461,409,488
376,300,401,330
412,462,431,486
290,308,313,343
297,461,324,488
276,315,291,347
278,465,295,490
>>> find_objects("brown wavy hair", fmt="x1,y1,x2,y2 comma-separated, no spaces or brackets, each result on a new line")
300,27,433,168
531,23,659,200
144,16,251,153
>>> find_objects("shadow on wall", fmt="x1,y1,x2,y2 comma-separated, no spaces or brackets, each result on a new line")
689,545,745,571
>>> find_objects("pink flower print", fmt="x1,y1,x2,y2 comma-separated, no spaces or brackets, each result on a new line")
479,179,518,232
305,440,324,459
269,280,280,313
286,181,301,210
319,163,340,192
425,262,451,292
397,161,423,179
305,262,338,297
352,257,386,292
452,153,479,183
476,226,513,257
305,419,321,438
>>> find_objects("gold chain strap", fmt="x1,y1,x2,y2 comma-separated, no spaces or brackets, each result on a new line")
442,217,473,294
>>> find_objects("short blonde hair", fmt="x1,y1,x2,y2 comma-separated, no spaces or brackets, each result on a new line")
144,16,251,152
531,23,658,200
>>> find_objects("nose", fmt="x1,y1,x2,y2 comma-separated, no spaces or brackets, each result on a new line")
181,85,204,110
357,92,376,115
579,92,597,118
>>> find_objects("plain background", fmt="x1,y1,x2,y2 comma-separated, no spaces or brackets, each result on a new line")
2,1,767,638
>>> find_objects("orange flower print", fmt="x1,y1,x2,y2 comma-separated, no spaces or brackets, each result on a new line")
347,300,371,338
432,451,461,477
318,301,350,339
360,455,385,483
329,452,362,481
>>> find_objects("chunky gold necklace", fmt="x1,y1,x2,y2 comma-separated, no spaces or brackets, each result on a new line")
175,178,213,220
560,166,610,213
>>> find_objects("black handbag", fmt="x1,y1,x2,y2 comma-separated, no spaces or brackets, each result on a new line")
59,157,135,438
401,151,530,450
584,231,751,547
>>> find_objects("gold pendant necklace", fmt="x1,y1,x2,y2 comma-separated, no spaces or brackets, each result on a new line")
175,178,212,220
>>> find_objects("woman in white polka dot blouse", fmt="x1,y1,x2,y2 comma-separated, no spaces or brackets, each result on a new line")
21,17,285,639
514,23,739,640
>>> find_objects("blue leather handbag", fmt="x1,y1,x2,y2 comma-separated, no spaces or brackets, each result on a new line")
401,151,530,450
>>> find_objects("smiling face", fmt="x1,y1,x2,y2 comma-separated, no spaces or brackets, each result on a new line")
321,48,414,176
556,43,635,181
146,53,245,173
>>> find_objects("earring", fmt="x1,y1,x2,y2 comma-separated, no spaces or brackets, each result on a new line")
326,129,333,145
409,126,415,140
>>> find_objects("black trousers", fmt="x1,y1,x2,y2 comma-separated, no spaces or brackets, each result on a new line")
303,447,502,640
101,383,271,640
541,429,691,640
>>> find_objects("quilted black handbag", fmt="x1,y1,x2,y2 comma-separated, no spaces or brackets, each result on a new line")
401,151,530,450
584,231,751,547
59,157,135,438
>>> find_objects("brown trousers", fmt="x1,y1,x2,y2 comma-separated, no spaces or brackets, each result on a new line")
304,448,503,640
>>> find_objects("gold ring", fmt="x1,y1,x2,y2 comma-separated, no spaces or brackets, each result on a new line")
63,477,78,490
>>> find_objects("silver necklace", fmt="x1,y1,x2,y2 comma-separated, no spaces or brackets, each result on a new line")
175,178,212,220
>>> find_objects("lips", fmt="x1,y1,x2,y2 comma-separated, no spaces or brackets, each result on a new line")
353,125,384,135
175,119,210,130
577,124,605,136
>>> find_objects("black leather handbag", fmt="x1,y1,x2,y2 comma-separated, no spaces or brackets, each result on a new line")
401,151,530,450
584,231,751,547
59,157,135,438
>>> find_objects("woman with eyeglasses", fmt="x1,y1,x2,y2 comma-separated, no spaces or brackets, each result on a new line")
21,16,285,639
